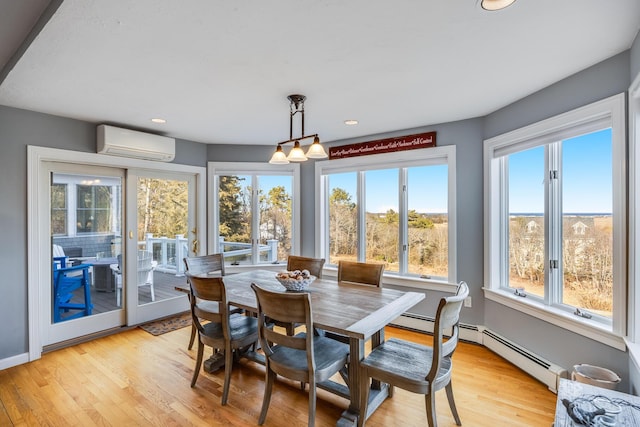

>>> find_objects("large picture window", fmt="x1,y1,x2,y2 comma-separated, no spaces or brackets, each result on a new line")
208,162,300,267
484,94,626,345
316,145,456,283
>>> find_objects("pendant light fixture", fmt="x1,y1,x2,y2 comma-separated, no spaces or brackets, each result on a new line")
480,0,516,11
269,94,327,164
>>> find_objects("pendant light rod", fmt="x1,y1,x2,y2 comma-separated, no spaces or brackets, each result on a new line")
269,94,327,164
275,133,319,147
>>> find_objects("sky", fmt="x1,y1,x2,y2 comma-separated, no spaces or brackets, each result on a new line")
508,128,612,214
329,165,449,214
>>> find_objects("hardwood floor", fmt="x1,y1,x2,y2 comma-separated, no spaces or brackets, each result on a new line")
0,326,556,426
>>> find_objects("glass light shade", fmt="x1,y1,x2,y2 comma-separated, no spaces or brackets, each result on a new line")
481,0,516,10
269,145,290,164
306,137,328,159
287,141,308,162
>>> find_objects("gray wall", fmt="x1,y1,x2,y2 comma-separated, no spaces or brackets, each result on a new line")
1,42,638,391
482,51,632,389
632,30,640,82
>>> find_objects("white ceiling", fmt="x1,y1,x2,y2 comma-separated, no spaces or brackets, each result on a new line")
0,0,639,146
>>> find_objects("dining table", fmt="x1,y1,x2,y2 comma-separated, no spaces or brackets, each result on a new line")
180,269,425,426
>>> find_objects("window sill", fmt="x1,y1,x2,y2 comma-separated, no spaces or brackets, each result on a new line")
483,288,625,351
322,266,458,292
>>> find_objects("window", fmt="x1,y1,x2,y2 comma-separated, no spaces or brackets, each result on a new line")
316,146,456,282
484,94,626,344
51,183,67,235
208,162,300,267
76,184,113,234
51,174,121,237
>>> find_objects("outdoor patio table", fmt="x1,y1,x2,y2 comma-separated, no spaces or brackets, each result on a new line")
179,269,424,426
82,257,118,292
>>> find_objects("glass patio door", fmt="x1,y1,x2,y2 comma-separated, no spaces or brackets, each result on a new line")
45,162,125,345
123,170,195,324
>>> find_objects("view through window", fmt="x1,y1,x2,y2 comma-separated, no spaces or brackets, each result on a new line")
319,146,454,281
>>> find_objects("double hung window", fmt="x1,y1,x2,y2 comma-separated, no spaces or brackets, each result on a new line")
51,174,121,236
316,146,456,283
484,94,626,343
208,162,300,266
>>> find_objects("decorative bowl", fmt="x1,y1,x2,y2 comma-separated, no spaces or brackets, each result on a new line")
275,272,316,291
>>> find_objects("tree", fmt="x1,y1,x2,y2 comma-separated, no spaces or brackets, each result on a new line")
137,178,188,239
218,176,248,242
329,188,357,258
260,185,292,258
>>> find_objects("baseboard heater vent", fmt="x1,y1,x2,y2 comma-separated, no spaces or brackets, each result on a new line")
482,329,567,393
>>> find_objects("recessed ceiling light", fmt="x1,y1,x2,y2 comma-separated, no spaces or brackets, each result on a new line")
151,118,166,124
344,119,358,125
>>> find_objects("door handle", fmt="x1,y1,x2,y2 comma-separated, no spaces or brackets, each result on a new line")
192,239,198,253
129,230,134,239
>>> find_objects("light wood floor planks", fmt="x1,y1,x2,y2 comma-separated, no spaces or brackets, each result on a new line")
0,326,556,426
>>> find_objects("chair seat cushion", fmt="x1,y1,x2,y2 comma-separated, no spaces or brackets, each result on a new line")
201,313,258,341
270,333,349,381
362,338,452,392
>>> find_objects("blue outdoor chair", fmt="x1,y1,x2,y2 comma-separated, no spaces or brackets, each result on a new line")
52,264,93,322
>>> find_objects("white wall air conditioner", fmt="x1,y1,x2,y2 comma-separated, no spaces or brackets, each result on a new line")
97,124,175,162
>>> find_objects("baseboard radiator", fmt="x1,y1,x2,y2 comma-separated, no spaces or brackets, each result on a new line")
391,314,567,393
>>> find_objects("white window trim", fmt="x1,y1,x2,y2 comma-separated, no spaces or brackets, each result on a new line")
483,93,627,350
314,145,457,289
207,162,301,265
627,71,640,355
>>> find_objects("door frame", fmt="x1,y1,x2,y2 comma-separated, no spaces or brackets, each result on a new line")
27,146,206,361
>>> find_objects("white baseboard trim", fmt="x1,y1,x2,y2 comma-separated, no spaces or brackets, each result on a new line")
0,352,30,371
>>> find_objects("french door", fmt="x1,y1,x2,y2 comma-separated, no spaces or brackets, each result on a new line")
124,169,196,324
30,147,204,351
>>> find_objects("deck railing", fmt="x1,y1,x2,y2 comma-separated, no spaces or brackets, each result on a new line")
139,234,279,276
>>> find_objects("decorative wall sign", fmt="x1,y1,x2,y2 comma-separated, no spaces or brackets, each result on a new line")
329,131,436,160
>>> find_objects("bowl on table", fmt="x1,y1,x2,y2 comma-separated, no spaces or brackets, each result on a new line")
275,270,316,291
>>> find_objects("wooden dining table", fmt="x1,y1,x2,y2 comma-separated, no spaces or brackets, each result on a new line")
181,269,425,426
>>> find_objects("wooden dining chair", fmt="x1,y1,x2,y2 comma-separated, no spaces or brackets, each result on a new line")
184,254,241,350
322,260,385,344
186,273,259,405
251,283,350,427
337,260,384,287
357,281,469,427
286,255,325,279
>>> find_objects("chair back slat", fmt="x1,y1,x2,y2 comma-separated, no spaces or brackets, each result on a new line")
184,254,225,276
187,274,226,303
251,283,313,354
286,256,325,279
253,283,310,324
262,326,307,351
337,260,384,287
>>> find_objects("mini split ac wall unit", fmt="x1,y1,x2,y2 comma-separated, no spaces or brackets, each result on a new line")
97,124,175,162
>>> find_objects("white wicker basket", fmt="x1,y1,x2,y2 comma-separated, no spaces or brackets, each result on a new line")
275,275,316,291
